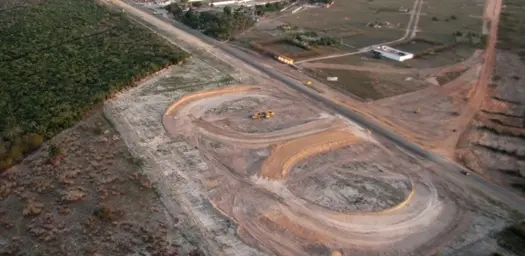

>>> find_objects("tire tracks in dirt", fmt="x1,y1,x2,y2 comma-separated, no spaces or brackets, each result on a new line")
163,85,464,255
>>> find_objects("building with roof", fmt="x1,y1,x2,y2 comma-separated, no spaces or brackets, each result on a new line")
210,0,251,6
371,45,414,62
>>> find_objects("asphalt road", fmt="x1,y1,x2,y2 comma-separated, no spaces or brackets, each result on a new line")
123,1,525,214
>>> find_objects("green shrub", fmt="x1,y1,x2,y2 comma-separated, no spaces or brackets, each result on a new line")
0,157,13,170
23,133,44,152
48,144,61,159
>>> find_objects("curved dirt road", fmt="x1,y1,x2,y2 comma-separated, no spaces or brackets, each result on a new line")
162,85,467,255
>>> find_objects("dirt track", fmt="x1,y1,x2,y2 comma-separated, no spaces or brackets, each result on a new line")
260,129,358,179
162,85,469,255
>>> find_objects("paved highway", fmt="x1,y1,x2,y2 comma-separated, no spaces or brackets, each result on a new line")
119,0,525,214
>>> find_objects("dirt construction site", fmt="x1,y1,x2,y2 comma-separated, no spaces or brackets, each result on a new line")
98,0,524,255
160,84,471,255
104,63,516,255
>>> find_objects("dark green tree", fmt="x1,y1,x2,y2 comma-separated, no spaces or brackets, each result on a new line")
223,6,232,16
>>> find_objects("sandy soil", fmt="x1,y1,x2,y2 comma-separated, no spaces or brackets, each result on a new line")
160,84,492,255
98,0,519,255
259,129,358,179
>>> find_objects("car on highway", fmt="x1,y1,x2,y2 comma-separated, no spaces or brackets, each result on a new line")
461,171,470,176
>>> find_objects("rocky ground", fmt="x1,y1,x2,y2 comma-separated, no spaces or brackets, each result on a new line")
0,112,202,256
457,51,525,197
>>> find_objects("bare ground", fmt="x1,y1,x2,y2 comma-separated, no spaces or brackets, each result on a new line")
0,113,201,256
158,84,513,255
97,0,519,255
457,51,525,197
301,49,485,156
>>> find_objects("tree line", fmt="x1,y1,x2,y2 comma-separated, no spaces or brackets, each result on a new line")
166,3,256,40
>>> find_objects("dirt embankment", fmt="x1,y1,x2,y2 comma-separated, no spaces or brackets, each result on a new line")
260,130,358,179
457,51,525,196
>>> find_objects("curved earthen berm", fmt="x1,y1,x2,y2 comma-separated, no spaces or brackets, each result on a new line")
162,85,468,255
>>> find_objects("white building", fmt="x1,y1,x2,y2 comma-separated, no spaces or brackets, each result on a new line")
371,45,414,62
210,0,250,6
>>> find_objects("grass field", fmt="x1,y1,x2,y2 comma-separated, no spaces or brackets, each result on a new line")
307,68,427,101
275,0,484,49
277,0,410,49
417,0,483,43
402,45,475,68
265,42,309,55
0,0,188,169
396,39,438,53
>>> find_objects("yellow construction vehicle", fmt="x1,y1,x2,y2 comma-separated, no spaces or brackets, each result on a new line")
251,113,262,119
264,111,274,119
305,80,312,86
251,111,274,120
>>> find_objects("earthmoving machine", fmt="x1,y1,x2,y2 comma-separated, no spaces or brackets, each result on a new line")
251,111,274,120
305,80,312,86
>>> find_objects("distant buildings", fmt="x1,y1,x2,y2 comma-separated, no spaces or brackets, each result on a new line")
210,0,250,6
303,0,334,8
209,0,284,7
371,45,414,62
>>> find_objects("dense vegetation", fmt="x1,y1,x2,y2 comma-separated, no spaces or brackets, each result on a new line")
254,1,287,15
0,0,189,170
497,0,525,62
496,221,525,256
166,4,256,40
308,0,333,4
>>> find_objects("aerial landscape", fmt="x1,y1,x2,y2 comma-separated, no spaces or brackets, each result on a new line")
1,0,525,255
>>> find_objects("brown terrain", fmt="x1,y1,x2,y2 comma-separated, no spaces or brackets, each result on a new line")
0,113,201,255
2,0,522,254
458,51,525,197
291,0,502,159
158,84,495,255
97,0,520,254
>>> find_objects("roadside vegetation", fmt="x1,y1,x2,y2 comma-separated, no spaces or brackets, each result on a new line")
166,3,256,40
254,1,288,15
309,0,334,4
287,31,337,49
0,0,189,170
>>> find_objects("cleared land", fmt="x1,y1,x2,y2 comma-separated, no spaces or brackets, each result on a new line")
0,113,202,255
2,0,519,255
457,51,525,197
455,0,525,198
97,0,525,255
0,0,188,170
155,82,516,255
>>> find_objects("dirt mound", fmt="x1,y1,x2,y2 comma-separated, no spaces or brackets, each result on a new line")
260,129,358,179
